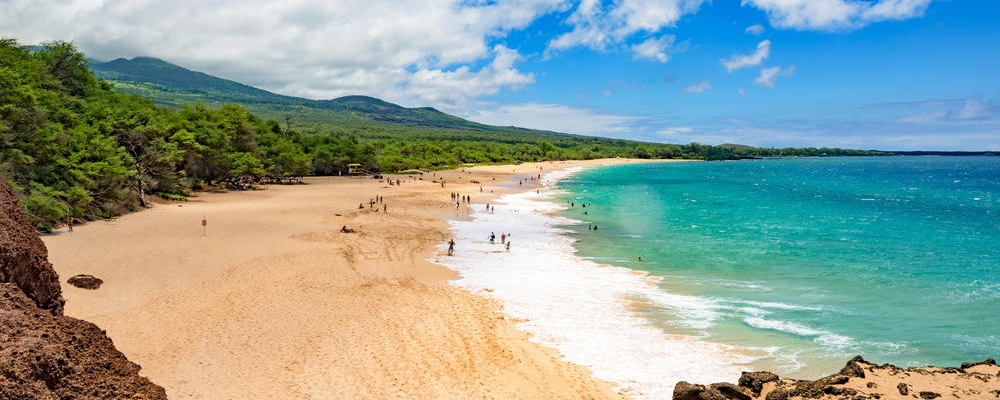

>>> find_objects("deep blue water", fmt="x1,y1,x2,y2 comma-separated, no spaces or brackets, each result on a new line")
557,156,999,376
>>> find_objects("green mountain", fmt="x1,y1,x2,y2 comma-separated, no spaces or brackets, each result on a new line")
89,57,548,134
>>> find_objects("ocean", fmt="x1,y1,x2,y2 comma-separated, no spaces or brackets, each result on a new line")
438,156,999,399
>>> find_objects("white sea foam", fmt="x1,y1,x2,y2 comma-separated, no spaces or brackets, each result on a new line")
742,300,824,312
743,317,853,349
435,168,749,399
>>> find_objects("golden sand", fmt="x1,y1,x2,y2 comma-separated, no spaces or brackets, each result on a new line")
44,159,648,400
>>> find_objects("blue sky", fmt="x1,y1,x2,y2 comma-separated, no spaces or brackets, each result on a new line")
3,0,998,150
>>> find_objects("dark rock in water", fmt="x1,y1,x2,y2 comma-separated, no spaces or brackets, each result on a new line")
0,177,167,399
738,371,779,396
67,274,104,290
0,178,64,314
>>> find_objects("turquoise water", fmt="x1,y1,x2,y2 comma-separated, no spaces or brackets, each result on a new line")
557,157,999,377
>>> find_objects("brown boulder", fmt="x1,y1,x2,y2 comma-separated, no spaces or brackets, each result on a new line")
67,274,104,290
738,371,780,396
960,358,996,370
839,355,867,378
673,380,752,400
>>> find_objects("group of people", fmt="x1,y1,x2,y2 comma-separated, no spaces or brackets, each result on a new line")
518,174,542,186
451,192,472,204
447,230,513,256
358,194,388,213
489,231,512,251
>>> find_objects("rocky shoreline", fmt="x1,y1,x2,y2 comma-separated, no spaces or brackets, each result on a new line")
674,356,999,400
0,177,166,399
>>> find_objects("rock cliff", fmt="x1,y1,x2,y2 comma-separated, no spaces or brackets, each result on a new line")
0,178,167,399
0,178,64,315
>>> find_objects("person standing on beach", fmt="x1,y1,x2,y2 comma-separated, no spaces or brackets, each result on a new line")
501,233,506,244
448,239,455,256
489,232,495,244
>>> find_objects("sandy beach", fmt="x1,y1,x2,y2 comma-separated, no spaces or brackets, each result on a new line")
42,159,646,400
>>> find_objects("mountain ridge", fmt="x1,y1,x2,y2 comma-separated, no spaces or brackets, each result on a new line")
89,57,556,135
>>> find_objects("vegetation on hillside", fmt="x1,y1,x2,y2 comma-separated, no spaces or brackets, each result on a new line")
1,40,309,231
3,39,887,231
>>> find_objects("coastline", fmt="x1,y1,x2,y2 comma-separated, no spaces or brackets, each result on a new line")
41,158,655,399
438,161,748,399
36,157,999,399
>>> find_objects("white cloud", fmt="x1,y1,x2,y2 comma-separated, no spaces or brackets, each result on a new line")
721,40,771,72
546,0,707,55
658,126,693,137
632,35,677,62
742,0,932,31
465,102,644,137
754,65,795,88
745,24,765,35
0,0,559,106
945,96,993,120
888,96,999,123
404,45,535,109
682,81,712,93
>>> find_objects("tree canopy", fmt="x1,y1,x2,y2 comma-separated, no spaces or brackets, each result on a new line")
1,40,310,230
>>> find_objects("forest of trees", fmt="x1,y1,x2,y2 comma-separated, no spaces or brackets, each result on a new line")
0,40,310,231
1,39,887,231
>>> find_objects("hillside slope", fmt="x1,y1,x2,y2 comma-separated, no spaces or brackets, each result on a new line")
90,57,556,135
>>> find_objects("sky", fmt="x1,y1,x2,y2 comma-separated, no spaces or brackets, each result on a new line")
2,0,998,151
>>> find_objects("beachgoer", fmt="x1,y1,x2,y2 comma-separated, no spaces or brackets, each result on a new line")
448,239,455,256
500,233,506,244
489,232,495,244
505,241,510,251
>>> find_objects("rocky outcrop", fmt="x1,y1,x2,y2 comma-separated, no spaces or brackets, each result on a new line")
0,178,64,314
0,284,167,399
0,177,167,399
674,356,1000,400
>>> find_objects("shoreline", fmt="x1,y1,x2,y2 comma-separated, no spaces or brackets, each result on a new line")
438,161,749,399
36,157,998,399
42,159,657,399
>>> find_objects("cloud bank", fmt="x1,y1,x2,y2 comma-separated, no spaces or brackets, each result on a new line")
742,0,933,31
